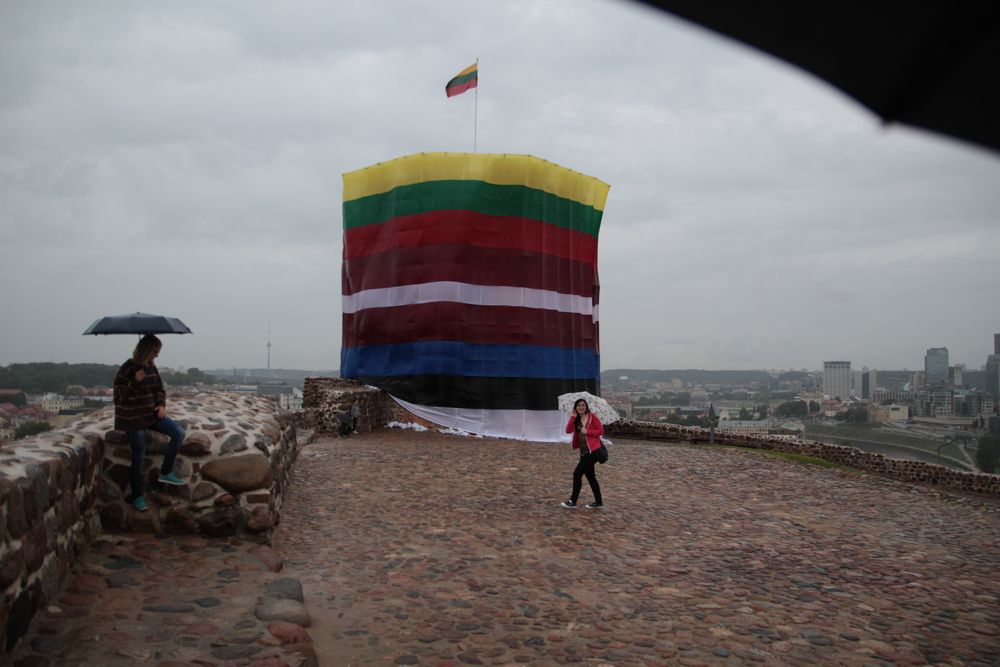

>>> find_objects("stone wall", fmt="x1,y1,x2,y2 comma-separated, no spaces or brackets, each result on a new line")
0,416,104,655
606,420,1000,499
299,377,390,434
0,392,299,659
94,393,299,537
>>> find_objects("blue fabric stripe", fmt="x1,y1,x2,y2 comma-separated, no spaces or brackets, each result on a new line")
341,342,599,380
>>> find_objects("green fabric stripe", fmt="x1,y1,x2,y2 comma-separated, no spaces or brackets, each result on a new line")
343,180,603,238
446,71,478,89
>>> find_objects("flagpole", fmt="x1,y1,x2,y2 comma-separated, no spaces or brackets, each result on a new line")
474,58,479,153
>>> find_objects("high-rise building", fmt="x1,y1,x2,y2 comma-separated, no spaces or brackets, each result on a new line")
924,347,949,385
861,368,877,401
823,361,851,400
949,364,964,387
985,334,1000,410
986,354,1000,401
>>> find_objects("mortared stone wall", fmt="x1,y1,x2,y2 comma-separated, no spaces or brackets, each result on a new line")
0,391,299,658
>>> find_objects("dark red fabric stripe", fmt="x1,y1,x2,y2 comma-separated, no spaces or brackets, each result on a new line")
446,78,478,97
343,210,598,265
343,303,597,348
341,245,598,297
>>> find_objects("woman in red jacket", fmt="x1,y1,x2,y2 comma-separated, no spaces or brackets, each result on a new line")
561,398,604,508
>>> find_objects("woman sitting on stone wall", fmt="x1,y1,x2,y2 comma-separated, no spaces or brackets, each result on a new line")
113,334,187,511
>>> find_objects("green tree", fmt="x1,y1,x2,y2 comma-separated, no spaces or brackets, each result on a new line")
15,421,52,440
775,400,808,418
0,391,27,407
739,406,751,420
838,407,869,423
809,400,821,414
976,433,1000,474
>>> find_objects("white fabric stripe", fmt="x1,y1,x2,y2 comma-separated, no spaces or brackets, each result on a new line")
343,282,598,321
391,396,573,443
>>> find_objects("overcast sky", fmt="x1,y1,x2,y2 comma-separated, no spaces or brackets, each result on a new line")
2,0,998,374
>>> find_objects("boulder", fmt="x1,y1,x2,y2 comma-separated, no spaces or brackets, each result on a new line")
200,455,273,493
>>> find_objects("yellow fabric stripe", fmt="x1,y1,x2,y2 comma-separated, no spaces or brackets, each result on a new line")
343,153,610,211
454,63,477,78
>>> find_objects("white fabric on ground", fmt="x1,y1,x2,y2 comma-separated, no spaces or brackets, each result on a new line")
390,396,573,443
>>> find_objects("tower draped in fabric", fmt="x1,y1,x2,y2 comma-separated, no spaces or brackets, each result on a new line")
341,153,610,441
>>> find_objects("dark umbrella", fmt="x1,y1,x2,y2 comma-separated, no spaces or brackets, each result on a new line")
82,312,193,336
636,1,1000,154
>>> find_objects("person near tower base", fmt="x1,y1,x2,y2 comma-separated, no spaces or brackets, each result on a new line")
560,398,604,509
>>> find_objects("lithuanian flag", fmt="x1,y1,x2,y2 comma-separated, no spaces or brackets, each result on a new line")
446,63,478,98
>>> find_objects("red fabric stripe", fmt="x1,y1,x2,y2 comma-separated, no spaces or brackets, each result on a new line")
342,245,598,297
446,78,478,97
343,303,597,348
343,211,598,265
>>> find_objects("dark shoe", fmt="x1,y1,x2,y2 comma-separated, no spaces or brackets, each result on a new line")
158,472,185,486
584,502,603,509
132,496,149,512
560,500,577,508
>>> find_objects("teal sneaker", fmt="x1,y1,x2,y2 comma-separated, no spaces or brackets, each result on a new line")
158,472,184,486
132,496,149,512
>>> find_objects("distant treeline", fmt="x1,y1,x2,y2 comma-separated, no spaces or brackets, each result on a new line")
0,362,216,393
0,363,121,393
602,369,776,386
206,368,338,384
605,368,986,391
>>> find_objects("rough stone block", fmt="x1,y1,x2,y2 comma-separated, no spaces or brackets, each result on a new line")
180,433,212,457
5,481,27,540
201,455,273,493
246,506,273,534
5,580,43,654
99,502,125,532
22,522,49,575
20,464,49,524
220,434,248,454
165,506,198,534
0,545,24,590
198,507,241,537
104,430,127,445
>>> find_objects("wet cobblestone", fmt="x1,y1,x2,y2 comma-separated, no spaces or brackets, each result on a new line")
7,430,999,666
274,431,1000,665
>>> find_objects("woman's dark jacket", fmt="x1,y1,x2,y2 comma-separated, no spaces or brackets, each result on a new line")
113,359,166,431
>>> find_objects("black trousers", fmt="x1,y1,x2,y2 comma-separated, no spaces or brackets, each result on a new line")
571,451,602,504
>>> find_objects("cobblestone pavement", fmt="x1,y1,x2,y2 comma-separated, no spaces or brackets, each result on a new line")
273,431,1000,667
7,532,318,667
8,430,1000,667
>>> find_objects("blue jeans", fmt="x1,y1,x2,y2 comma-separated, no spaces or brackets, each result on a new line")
126,417,185,499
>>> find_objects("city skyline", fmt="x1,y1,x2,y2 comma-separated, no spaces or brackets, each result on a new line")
2,2,999,372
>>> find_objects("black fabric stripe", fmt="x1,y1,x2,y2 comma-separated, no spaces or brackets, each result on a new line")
353,374,599,411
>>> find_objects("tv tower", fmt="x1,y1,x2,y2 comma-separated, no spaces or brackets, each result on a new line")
266,325,272,374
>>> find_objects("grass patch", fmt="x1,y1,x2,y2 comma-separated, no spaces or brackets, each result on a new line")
805,422,940,451
702,444,862,474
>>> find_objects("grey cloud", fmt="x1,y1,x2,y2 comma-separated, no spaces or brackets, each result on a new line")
1,0,998,372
